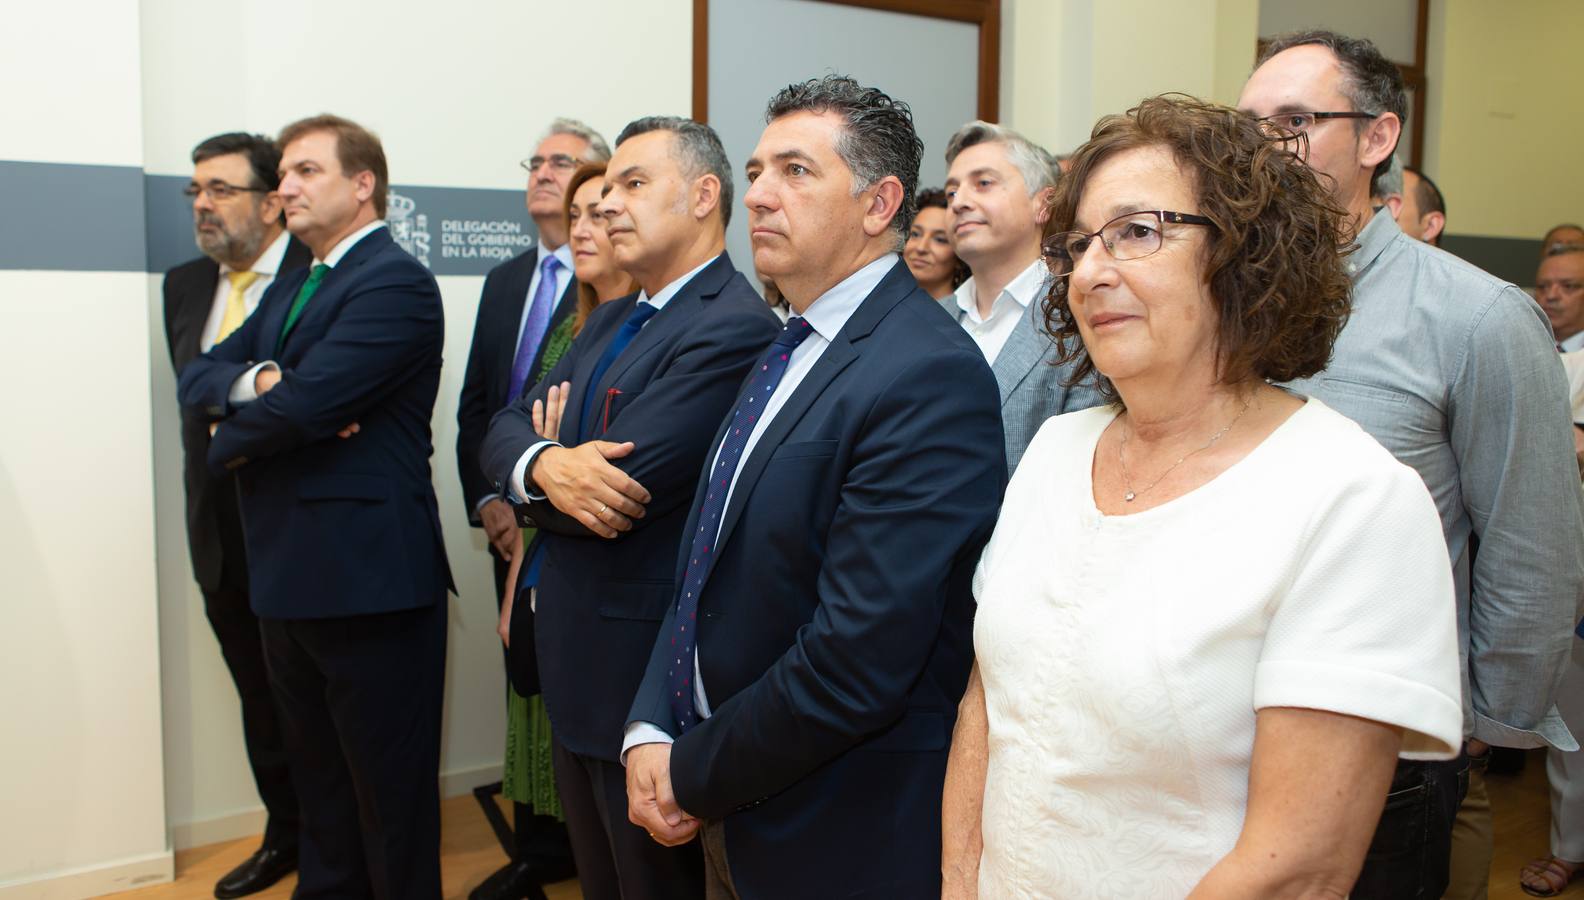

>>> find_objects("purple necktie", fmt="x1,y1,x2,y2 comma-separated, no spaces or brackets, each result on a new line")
668,316,815,733
508,254,562,402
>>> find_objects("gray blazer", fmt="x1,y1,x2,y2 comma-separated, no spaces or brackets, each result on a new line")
940,292,1104,473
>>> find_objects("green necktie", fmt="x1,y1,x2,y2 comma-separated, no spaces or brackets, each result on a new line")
276,264,330,355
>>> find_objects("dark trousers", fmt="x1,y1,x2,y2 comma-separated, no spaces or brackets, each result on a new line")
1351,752,1471,899
488,544,574,866
261,600,447,900
551,739,704,900
201,562,299,849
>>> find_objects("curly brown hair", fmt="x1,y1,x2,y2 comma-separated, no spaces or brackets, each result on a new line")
1041,94,1352,404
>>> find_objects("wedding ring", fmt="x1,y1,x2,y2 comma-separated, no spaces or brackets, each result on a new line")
598,502,609,518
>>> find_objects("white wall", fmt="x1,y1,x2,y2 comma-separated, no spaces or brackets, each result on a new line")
137,0,694,853
0,1,172,895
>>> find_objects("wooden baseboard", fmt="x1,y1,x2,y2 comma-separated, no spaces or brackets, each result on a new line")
0,848,173,899
169,761,504,850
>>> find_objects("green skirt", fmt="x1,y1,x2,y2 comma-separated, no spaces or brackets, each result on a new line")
502,686,563,820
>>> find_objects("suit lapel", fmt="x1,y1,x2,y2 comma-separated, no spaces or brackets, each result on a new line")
992,300,1048,407
276,227,391,360
589,254,736,401
703,261,911,574
173,263,221,367
559,295,633,442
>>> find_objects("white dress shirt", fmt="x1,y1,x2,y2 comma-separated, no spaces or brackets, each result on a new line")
621,253,899,759
200,230,292,352
1561,331,1584,353
228,221,386,405
508,254,718,503
952,258,1046,364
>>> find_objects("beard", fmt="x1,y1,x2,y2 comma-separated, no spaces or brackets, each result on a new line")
194,212,266,266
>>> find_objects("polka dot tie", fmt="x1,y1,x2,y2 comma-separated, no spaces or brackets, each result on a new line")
667,316,815,733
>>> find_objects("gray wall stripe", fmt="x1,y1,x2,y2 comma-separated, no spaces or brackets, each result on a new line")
0,161,148,272
0,160,1551,289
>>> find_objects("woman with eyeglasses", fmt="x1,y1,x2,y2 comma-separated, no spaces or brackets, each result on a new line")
940,95,1463,899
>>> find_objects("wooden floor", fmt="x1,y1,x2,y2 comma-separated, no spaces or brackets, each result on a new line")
110,750,1580,899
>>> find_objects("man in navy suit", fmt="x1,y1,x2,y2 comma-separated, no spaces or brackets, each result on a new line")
178,114,452,900
480,116,780,900
623,76,1006,898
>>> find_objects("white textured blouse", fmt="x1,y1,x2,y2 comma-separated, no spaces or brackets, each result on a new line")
972,398,1463,898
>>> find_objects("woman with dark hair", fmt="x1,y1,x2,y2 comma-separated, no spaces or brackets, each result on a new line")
941,95,1462,898
493,162,635,868
905,187,967,299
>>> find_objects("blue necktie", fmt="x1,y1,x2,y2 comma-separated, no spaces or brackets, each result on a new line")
579,301,659,441
508,254,562,402
667,317,815,733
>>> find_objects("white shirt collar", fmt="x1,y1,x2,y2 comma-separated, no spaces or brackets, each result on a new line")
539,238,574,272
637,253,718,312
219,230,291,278
800,254,899,342
954,257,1046,321
317,220,387,268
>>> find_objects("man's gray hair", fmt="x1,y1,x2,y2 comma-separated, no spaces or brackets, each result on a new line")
615,116,734,227
546,117,612,163
1547,242,1584,259
1374,153,1403,200
944,120,1058,196
765,74,923,244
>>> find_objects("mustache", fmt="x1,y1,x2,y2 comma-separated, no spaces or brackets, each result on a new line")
195,212,224,228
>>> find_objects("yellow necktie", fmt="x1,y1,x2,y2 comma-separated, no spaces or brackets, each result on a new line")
216,270,261,343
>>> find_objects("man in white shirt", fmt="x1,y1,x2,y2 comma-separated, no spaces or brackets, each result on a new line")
160,131,311,899
1540,244,1584,353
941,121,1100,471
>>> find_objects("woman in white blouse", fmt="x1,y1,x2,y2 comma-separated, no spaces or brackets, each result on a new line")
941,95,1464,899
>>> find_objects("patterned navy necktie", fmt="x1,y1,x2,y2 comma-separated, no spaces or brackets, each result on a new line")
579,301,659,442
667,316,816,733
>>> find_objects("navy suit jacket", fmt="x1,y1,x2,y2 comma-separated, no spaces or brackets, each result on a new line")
162,237,312,591
177,226,454,619
628,259,1006,899
480,252,781,759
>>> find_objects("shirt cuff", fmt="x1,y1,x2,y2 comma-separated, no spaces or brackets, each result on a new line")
510,440,559,502
473,493,502,515
621,722,675,766
228,361,278,405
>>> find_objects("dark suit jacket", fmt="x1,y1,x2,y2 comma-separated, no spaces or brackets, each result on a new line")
628,259,1006,898
480,252,781,759
162,238,312,592
456,247,579,524
177,226,454,619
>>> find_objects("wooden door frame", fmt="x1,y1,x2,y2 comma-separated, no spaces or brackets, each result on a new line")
691,0,1002,123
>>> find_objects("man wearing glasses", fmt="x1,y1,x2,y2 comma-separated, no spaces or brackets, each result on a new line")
160,131,310,899
1241,30,1584,900
455,117,609,899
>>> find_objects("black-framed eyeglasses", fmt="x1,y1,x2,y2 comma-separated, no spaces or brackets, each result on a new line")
1256,111,1378,141
521,154,580,175
183,181,268,202
1043,210,1215,277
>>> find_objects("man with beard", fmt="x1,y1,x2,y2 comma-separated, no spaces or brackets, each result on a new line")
160,131,310,898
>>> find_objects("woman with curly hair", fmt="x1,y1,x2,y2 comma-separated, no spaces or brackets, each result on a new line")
940,95,1464,898
904,187,967,299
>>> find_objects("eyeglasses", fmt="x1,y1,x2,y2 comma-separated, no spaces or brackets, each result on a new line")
183,181,268,202
520,154,581,175
1255,111,1378,142
1043,210,1215,277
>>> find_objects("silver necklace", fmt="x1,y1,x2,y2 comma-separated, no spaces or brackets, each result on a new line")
1118,396,1253,502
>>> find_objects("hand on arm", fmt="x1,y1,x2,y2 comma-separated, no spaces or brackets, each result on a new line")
1187,708,1402,899
625,743,700,846
529,442,649,539
942,663,988,899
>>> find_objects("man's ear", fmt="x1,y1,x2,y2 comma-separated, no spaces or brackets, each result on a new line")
862,175,905,238
353,169,376,205
1360,113,1401,171
1422,211,1446,244
1382,193,1404,220
258,190,285,226
692,173,721,223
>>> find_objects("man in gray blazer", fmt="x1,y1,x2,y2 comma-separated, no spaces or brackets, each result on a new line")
940,121,1101,471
